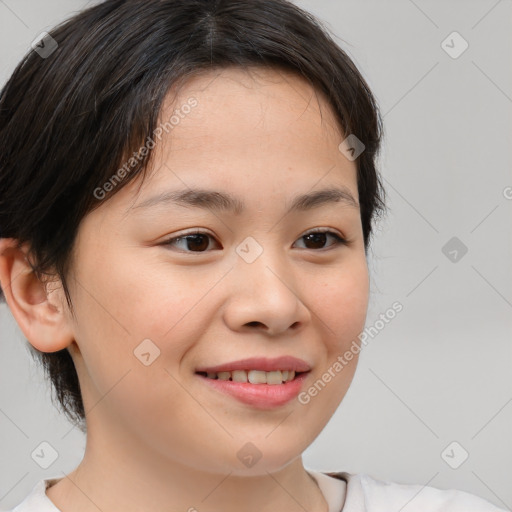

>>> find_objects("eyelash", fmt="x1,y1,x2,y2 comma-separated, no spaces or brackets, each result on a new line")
161,228,348,253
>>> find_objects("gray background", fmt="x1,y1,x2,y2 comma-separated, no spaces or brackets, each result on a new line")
1,0,511,510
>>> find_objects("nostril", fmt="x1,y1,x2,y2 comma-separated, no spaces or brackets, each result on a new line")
245,321,263,328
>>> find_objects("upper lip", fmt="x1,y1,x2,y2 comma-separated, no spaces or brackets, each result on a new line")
195,356,311,373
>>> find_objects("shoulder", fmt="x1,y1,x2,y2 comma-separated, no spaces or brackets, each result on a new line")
325,471,507,511
5,478,60,512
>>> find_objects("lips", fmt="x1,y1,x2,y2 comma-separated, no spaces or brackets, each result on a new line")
195,356,312,374
196,369,310,408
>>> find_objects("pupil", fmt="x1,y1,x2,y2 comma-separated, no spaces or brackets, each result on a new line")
305,233,326,249
187,234,208,251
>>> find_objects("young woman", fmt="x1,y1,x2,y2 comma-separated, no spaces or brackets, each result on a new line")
0,1,505,511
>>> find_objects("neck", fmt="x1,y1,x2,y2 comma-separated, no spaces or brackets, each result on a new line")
46,420,328,512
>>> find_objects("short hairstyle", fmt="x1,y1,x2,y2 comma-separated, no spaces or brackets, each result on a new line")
0,0,386,432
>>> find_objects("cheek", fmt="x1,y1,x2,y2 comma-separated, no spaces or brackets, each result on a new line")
121,263,223,353
83,244,213,340
69,262,205,439
297,261,368,411
308,257,369,350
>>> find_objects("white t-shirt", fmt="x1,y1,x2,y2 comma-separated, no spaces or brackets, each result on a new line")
5,470,507,512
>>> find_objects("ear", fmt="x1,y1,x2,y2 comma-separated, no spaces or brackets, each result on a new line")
0,238,75,353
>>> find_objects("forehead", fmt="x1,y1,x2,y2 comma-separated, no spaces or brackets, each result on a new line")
111,66,358,216
156,67,342,156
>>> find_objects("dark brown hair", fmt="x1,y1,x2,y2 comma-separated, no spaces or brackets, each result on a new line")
0,0,386,432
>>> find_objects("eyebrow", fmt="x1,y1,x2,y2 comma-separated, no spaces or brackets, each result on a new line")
130,185,359,215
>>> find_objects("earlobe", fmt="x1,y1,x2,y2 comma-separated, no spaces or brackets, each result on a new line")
0,238,75,353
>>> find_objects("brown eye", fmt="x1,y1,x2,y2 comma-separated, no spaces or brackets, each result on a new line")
293,230,347,250
162,232,220,252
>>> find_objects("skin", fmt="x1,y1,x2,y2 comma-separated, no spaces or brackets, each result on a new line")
0,66,369,512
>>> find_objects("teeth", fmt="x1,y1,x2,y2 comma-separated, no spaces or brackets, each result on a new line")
248,370,267,384
203,369,296,384
232,370,247,383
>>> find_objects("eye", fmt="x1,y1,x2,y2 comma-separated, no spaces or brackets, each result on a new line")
161,228,348,253
293,228,348,250
161,231,220,253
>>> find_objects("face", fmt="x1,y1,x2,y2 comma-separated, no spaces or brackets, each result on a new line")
13,67,370,476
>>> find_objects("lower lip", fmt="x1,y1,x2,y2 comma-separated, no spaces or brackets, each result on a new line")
195,372,310,409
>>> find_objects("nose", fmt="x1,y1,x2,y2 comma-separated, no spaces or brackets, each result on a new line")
223,241,312,337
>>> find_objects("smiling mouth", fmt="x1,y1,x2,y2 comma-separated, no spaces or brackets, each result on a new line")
195,369,307,384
